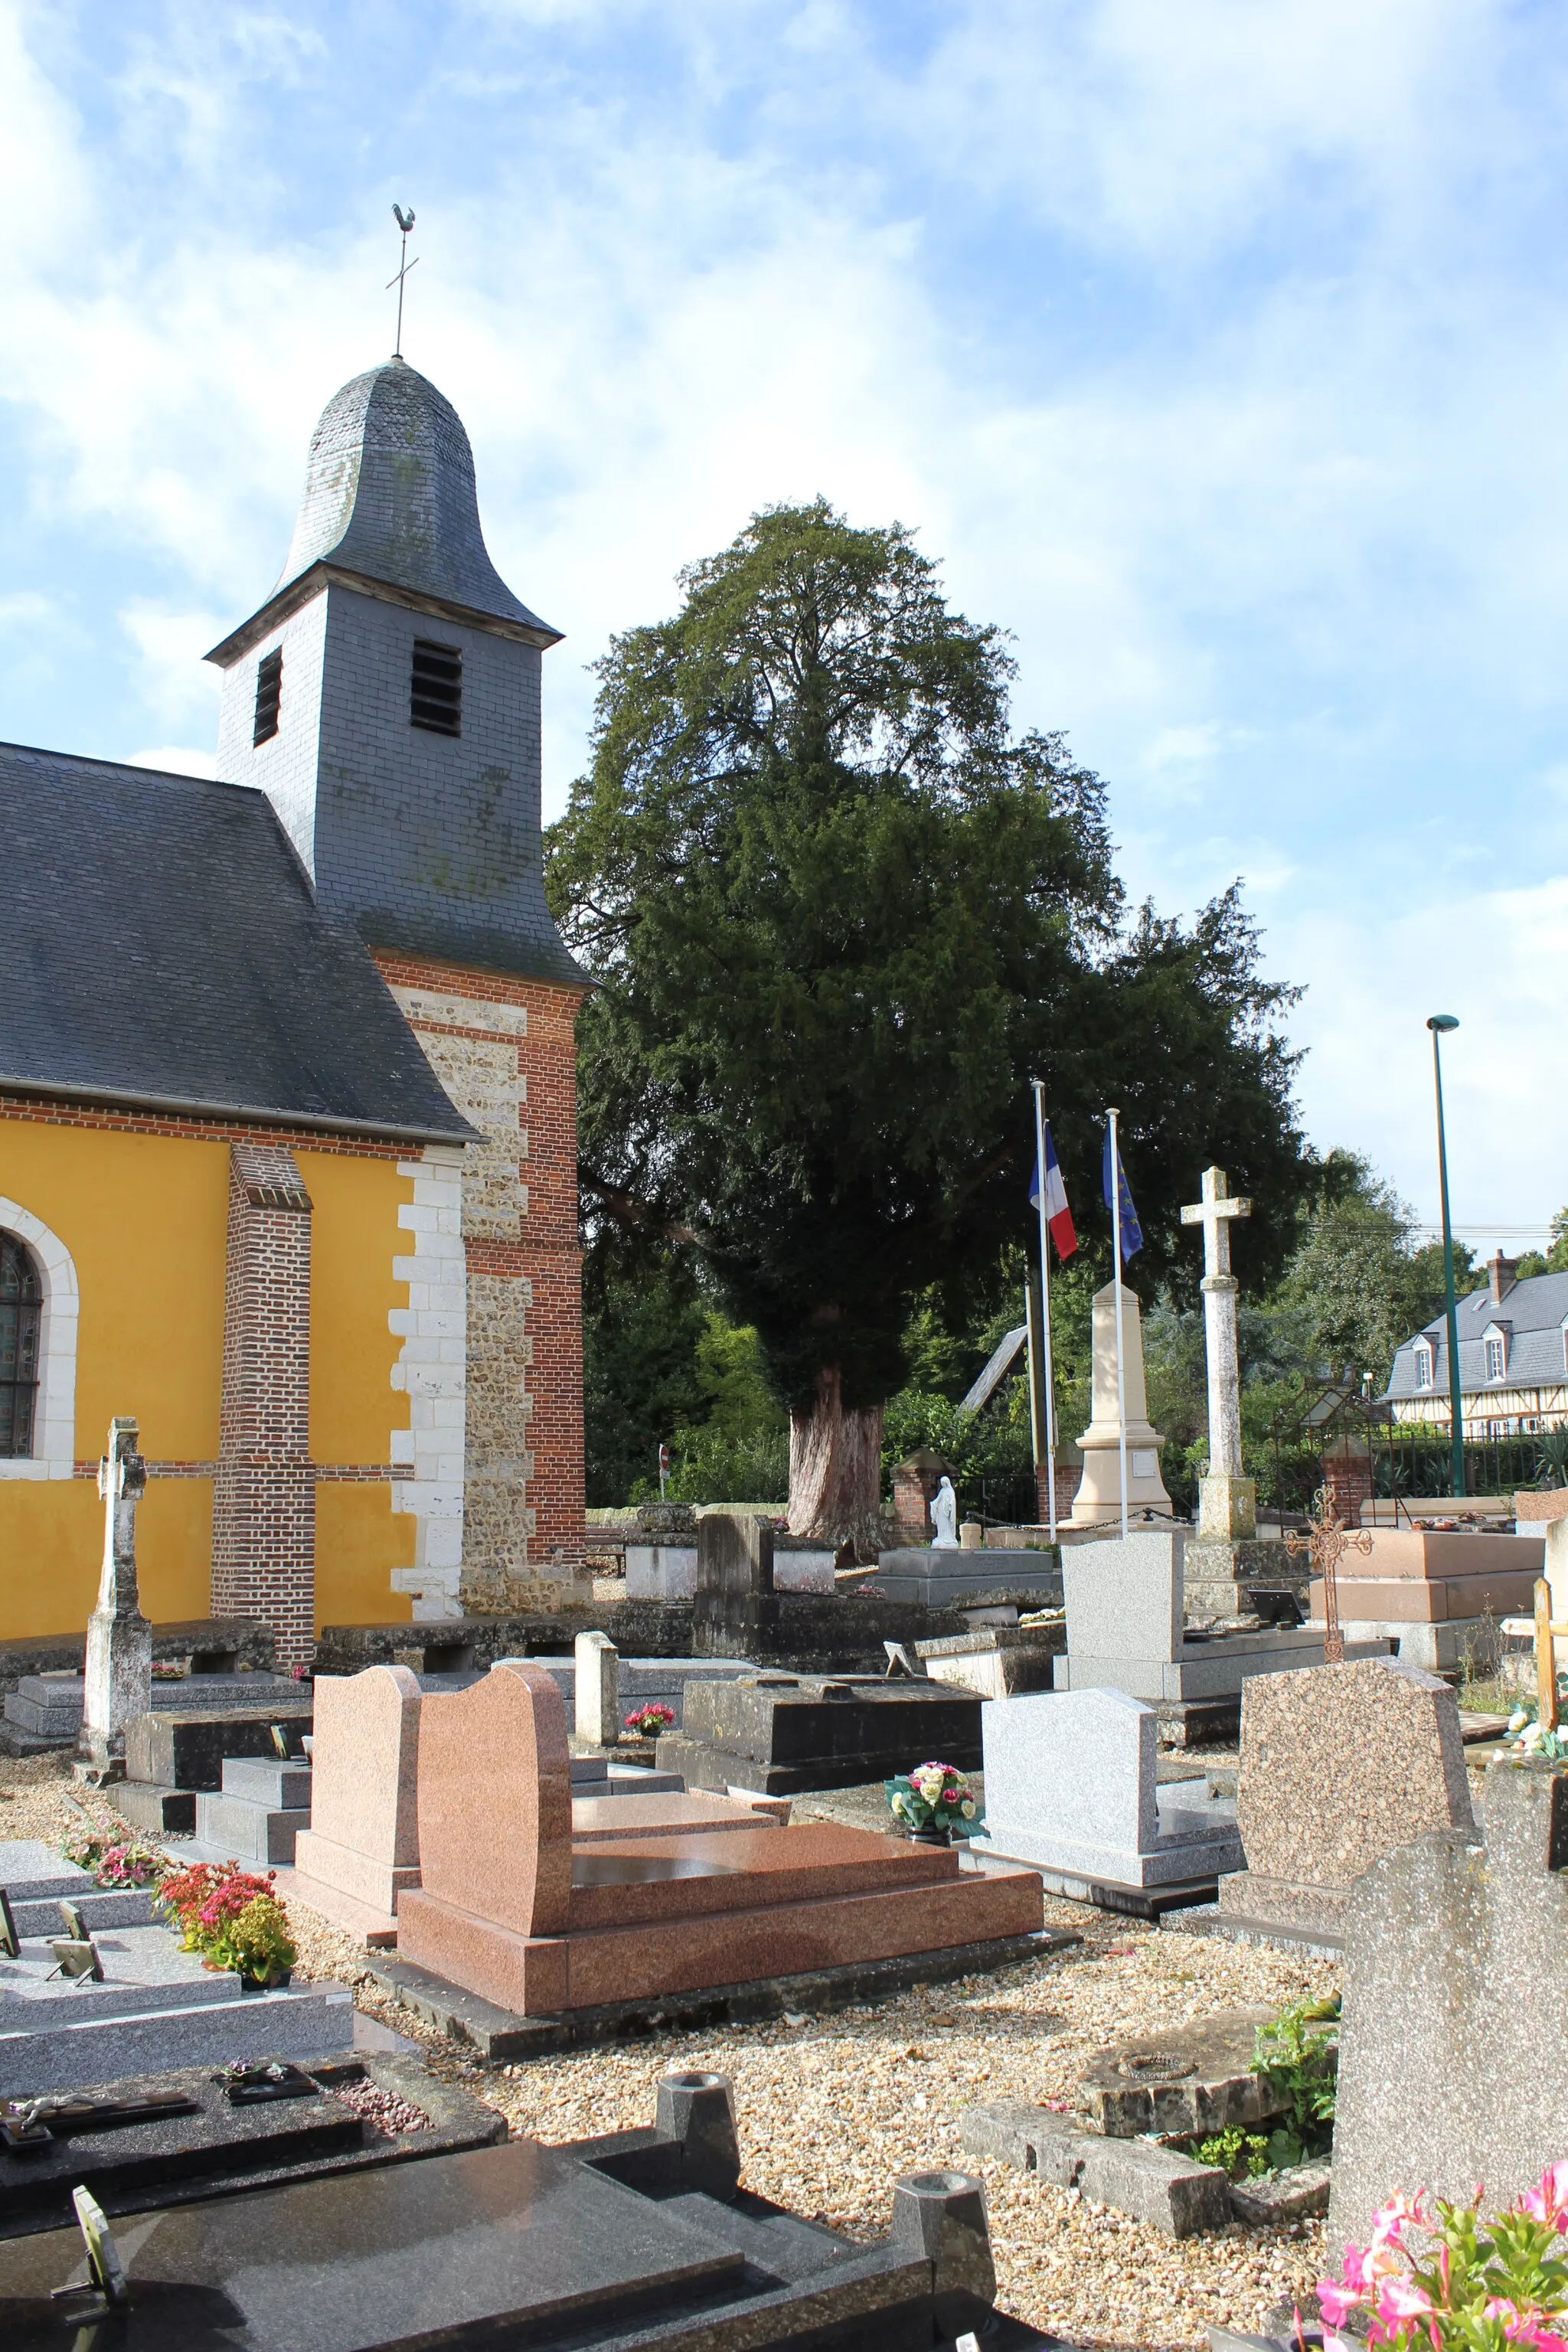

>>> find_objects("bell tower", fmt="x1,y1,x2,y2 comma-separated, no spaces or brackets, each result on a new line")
207,356,588,1612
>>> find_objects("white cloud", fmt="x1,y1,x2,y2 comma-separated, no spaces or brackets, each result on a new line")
125,743,218,779
2,0,1567,1223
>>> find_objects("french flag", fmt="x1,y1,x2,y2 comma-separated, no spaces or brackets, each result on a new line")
1029,1122,1078,1259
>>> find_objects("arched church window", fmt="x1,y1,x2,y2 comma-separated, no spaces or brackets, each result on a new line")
0,1233,43,1457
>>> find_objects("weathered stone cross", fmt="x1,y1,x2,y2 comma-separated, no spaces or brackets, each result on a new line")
77,1416,152,1784
1181,1166,1253,1539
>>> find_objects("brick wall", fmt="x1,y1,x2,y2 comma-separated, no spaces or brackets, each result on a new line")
377,951,587,1599
211,1142,315,1666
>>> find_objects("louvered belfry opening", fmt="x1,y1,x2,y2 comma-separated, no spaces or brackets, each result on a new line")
0,1233,41,1458
410,639,462,737
253,647,283,745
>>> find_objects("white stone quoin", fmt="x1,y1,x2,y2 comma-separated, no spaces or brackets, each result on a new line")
389,1145,468,1620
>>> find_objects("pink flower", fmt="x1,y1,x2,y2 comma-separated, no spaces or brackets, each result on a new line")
1521,2164,1568,2233
1317,2278,1364,2328
1376,2277,1432,2324
1370,2192,1427,2249
1485,2300,1568,2351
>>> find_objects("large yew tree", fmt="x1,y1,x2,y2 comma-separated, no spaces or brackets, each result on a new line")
547,501,1308,1543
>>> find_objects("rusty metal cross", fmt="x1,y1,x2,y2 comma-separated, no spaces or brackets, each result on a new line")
1283,1488,1374,1664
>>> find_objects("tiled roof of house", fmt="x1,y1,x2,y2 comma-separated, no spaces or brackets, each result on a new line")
1384,1268,1568,1401
0,741,475,1142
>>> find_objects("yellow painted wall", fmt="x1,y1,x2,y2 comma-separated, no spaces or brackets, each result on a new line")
0,1119,416,1642
315,1484,413,1628
0,1120,227,1637
299,1148,415,1627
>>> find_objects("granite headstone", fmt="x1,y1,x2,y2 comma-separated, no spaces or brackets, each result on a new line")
1209,1655,1475,1945
1330,1759,1568,2249
972,1687,1240,1895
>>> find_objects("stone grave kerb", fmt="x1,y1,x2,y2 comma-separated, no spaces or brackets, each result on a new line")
984,1687,1156,1856
415,1663,572,1938
308,1664,421,1869
1233,1654,1474,1894
1062,1531,1184,1670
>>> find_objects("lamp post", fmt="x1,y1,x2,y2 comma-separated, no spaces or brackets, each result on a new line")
1426,1015,1465,1501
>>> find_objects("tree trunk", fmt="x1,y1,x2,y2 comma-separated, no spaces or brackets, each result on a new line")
788,1367,884,1552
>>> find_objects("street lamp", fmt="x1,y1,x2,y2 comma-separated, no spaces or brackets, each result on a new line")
1426,1015,1464,1500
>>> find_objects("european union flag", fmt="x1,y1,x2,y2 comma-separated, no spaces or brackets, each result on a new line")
1102,1128,1143,1260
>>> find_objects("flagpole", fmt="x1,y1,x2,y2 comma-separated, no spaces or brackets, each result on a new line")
1108,1106,1129,1541
1031,1079,1059,1545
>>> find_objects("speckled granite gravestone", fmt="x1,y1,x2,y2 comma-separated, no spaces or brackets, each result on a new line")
1212,1655,1474,1945
1331,1760,1568,2248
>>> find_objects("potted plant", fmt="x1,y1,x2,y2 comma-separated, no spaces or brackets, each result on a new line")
884,1760,982,1844
155,1860,296,1986
1318,2161,1568,2349
624,1703,676,1740
202,1892,297,1990
60,1833,167,1890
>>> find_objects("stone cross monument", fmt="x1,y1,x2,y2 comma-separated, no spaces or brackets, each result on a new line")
76,1416,153,1785
1181,1167,1255,1543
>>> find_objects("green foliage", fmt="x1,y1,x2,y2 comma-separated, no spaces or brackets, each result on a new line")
583,1259,710,1506
1192,2126,1271,2181
1514,1207,1568,1282
638,1313,789,1504
549,499,1312,1427
1253,1995,1339,2167
1277,1150,1475,1390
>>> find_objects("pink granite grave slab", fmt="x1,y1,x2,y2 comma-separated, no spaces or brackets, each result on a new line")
570,1791,787,1842
290,1664,423,1942
394,1659,1044,2016
396,1662,573,2000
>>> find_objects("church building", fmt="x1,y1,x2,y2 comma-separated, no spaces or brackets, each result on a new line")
0,356,588,1660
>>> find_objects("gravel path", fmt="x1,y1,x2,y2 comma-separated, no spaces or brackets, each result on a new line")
4,1753,1337,2349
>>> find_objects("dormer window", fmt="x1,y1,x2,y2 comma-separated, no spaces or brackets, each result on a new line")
252,648,283,746
1485,1335,1506,1381
410,640,462,737
1413,1342,1434,1391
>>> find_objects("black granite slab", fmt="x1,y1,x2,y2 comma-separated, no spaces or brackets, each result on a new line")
659,1674,983,1794
366,1926,1077,2061
0,2115,1056,2350
124,1709,313,1792
0,2056,505,2238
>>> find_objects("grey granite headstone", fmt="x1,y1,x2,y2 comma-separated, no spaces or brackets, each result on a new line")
972,1688,1240,1892
1331,1759,1568,2249
1062,1531,1184,1674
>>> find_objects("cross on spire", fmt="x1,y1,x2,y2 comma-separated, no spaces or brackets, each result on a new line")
387,204,419,358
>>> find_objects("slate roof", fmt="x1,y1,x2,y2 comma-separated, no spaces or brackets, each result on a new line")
0,742,475,1142
209,358,558,659
1385,1270,1568,1402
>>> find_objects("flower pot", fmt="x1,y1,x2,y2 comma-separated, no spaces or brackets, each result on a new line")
238,1968,292,1992
906,1823,954,1847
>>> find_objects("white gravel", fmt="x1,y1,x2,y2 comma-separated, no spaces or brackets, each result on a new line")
4,1753,1337,2347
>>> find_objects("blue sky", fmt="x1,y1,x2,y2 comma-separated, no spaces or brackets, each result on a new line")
3,1,1566,1259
